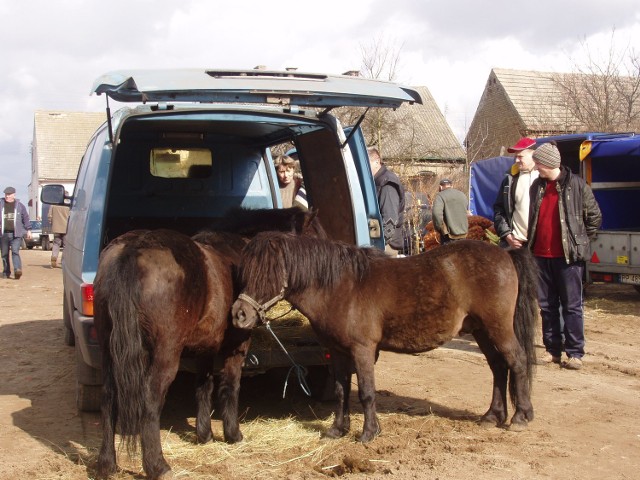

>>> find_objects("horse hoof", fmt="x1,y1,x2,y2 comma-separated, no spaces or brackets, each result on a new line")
197,432,213,444
478,419,496,429
95,460,117,479
356,425,380,443
356,432,375,443
508,421,528,432
323,426,347,439
225,433,244,444
478,413,503,428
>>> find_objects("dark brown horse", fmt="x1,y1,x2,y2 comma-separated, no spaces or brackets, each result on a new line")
232,232,538,442
94,208,325,480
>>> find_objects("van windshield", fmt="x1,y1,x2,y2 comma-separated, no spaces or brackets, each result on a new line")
150,148,212,178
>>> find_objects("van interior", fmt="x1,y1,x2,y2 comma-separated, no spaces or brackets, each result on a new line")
102,108,359,248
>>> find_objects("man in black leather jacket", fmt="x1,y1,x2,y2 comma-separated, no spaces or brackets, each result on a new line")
368,147,406,255
528,142,602,370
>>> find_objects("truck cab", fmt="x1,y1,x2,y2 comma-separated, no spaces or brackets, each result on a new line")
42,68,422,410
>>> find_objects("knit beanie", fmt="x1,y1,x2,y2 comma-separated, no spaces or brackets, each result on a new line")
532,143,561,168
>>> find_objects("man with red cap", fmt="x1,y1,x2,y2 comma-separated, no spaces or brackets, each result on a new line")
493,137,539,248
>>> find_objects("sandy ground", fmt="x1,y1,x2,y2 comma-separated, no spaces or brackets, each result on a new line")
0,248,639,480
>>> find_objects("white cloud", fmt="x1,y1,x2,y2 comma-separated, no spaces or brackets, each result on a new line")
0,0,639,199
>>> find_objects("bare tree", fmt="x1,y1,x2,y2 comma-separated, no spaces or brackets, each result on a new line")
552,31,640,132
335,34,406,156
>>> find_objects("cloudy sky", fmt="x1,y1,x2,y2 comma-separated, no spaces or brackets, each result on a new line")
1,0,639,200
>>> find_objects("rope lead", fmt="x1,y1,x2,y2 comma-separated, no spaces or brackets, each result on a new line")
265,321,312,398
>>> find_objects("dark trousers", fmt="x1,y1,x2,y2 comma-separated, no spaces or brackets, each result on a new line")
535,257,585,359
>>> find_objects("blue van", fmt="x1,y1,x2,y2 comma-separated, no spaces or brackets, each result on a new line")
42,68,422,411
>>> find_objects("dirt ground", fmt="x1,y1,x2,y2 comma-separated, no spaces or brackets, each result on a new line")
1,249,639,480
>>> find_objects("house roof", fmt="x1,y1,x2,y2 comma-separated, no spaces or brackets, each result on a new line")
492,68,579,132
383,86,466,161
33,111,106,181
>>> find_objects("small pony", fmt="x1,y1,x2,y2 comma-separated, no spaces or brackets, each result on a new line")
232,232,539,442
94,208,325,479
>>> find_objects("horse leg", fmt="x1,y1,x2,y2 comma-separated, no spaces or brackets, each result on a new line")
96,362,118,478
472,329,509,427
352,346,380,443
216,334,250,444
324,349,352,439
139,360,179,479
195,353,215,443
500,339,534,430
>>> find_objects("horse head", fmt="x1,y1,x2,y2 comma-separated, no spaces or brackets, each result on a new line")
232,286,286,329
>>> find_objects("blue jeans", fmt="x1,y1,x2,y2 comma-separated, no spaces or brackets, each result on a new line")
1,232,23,275
535,257,585,359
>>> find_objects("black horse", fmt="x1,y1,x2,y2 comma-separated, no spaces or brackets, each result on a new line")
232,232,538,443
94,208,325,479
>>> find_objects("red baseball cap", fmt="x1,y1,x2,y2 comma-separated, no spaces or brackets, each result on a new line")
507,137,536,153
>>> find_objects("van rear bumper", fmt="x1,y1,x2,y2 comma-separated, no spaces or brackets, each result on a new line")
72,311,102,369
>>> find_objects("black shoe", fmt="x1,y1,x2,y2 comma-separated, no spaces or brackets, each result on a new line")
14,270,22,280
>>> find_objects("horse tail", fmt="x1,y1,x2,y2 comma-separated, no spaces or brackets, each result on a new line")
506,247,539,399
98,246,150,452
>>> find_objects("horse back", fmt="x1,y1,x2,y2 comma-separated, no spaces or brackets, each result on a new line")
95,230,213,345
356,241,520,353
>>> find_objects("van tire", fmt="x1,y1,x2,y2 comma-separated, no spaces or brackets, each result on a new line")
75,344,102,412
64,326,75,347
62,296,74,346
76,383,102,412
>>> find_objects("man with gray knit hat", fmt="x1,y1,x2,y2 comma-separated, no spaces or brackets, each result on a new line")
528,142,602,370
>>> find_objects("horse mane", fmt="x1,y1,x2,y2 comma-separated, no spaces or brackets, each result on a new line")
240,231,383,298
210,206,327,238
191,230,249,264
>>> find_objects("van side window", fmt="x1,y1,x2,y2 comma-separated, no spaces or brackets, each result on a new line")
150,148,212,178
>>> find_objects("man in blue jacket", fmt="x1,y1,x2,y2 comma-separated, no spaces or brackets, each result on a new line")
1,186,32,279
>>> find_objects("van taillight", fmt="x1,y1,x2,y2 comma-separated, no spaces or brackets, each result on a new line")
81,283,94,316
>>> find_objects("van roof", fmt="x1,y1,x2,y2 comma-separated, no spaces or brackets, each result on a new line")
92,69,422,108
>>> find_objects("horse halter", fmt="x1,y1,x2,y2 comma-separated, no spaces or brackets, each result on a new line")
237,284,287,324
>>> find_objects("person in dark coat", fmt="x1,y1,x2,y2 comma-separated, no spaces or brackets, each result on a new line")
432,179,468,243
1,186,32,279
493,137,539,248
528,142,602,370
368,147,406,255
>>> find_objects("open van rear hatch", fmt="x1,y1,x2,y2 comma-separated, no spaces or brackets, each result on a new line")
92,69,422,108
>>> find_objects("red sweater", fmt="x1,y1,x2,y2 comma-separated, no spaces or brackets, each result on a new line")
533,181,564,258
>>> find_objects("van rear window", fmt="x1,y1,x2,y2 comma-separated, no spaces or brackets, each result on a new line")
150,148,212,178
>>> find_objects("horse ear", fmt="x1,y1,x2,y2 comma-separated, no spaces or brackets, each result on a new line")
303,208,320,227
